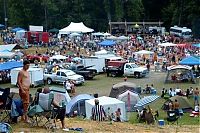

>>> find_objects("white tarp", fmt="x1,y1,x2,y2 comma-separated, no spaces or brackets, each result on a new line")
29,25,43,32
59,22,94,34
85,96,126,121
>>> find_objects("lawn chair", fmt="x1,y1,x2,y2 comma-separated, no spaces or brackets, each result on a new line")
0,88,12,123
28,92,57,129
166,110,179,125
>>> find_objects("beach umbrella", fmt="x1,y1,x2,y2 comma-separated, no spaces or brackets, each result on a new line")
135,95,160,107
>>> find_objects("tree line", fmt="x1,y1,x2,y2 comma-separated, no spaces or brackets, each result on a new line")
0,0,199,37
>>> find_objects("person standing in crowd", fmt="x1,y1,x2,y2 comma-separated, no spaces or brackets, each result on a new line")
194,87,199,105
91,99,106,121
173,99,180,116
17,60,31,123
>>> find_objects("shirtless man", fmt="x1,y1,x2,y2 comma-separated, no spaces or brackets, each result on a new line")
17,60,30,123
194,87,199,105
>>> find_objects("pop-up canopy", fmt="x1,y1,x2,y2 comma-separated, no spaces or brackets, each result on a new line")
59,22,94,34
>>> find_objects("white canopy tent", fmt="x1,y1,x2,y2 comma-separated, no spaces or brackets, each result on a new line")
85,96,126,121
59,22,94,34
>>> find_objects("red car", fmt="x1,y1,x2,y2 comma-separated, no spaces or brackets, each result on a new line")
26,55,49,63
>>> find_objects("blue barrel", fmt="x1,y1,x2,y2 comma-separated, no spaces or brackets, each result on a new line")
158,120,165,126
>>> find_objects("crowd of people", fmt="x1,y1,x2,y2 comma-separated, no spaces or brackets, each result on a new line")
0,30,200,131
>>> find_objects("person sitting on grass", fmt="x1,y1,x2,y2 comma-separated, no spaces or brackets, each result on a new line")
145,84,151,94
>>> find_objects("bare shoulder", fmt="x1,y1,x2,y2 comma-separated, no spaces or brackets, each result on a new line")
18,70,24,76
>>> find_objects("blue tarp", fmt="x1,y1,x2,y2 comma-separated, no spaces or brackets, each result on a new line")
0,61,23,71
0,24,4,28
11,27,25,32
192,43,200,48
179,56,200,65
66,94,94,116
98,40,116,46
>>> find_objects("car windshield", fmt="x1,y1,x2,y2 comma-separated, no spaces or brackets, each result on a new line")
131,64,139,68
66,71,76,76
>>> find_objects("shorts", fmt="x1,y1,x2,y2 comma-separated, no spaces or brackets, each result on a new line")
19,88,30,112
194,95,199,101
54,107,66,121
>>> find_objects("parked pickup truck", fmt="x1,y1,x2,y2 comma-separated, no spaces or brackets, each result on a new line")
105,61,148,78
44,69,84,85
65,64,97,79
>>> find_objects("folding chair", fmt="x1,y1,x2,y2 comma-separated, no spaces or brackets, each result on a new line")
0,88,12,123
166,110,179,125
28,92,58,129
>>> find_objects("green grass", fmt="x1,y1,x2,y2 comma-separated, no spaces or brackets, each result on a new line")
1,71,200,125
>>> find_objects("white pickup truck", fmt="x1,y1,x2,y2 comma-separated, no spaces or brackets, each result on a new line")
44,69,84,85
106,61,148,78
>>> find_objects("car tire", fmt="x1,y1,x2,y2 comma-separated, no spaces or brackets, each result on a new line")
111,72,117,77
47,78,52,85
135,72,140,78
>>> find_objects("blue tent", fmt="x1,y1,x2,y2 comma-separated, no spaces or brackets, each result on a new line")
11,27,25,32
179,56,200,65
0,61,23,71
98,40,116,46
192,43,200,48
0,24,4,29
66,94,94,116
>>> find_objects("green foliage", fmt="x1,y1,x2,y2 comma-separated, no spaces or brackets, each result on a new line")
1,0,198,35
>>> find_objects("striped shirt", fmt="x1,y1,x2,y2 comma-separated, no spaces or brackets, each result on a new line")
92,105,106,121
